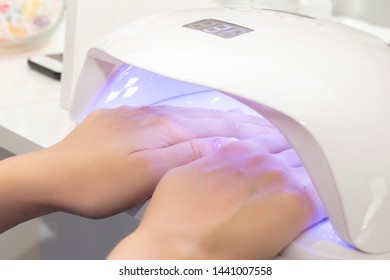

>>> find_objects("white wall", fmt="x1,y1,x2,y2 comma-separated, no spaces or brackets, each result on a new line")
332,0,390,27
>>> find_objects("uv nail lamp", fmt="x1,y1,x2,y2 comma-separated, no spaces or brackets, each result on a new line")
70,8,390,258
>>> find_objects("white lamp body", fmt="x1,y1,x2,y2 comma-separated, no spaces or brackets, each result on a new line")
70,8,390,255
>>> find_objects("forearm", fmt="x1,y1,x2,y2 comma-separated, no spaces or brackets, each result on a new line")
0,152,56,233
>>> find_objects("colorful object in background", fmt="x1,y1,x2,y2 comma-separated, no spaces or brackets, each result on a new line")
0,0,64,47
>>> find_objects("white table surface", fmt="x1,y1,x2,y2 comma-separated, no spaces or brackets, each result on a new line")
0,21,75,155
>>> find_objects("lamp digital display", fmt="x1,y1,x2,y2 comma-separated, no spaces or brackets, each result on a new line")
183,19,253,39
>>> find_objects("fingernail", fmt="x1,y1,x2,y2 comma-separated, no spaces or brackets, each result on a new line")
212,137,239,149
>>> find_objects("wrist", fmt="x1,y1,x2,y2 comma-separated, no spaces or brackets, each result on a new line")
108,227,210,260
6,151,59,209
22,146,85,215
0,151,58,232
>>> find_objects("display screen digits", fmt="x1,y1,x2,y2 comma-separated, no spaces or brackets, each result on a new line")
183,19,253,39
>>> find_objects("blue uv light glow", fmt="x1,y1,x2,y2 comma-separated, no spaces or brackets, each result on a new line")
92,63,261,116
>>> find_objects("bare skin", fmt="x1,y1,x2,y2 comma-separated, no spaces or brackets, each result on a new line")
0,105,324,259
0,105,275,232
108,136,324,259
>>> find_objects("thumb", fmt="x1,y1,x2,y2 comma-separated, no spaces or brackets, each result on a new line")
147,137,238,177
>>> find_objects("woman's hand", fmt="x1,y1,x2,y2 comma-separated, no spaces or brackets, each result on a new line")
0,105,275,233
108,134,325,260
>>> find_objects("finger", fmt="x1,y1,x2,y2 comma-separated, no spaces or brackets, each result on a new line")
182,117,279,140
119,105,276,128
184,136,291,177
290,166,313,187
115,105,279,141
189,135,292,169
153,105,275,127
138,137,238,179
241,134,292,154
275,149,303,168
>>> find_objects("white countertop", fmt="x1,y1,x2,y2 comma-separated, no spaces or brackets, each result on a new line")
0,21,75,155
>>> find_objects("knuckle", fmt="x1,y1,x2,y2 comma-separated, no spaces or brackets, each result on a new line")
217,141,250,156
115,105,138,116
258,153,285,167
151,114,192,142
242,153,291,182
265,168,290,184
242,153,280,172
134,105,155,115
153,114,182,135
133,106,178,128
244,153,269,168
188,139,208,160
153,113,176,127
